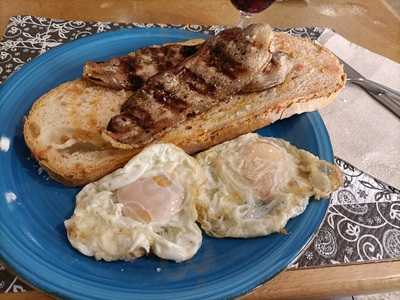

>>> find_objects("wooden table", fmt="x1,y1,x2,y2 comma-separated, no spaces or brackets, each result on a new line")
0,1,399,299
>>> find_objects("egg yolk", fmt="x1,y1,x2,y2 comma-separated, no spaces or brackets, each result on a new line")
240,140,289,201
116,175,184,224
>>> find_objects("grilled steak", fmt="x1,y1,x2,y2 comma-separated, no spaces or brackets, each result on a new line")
241,52,293,93
83,43,200,90
104,24,274,147
83,34,292,93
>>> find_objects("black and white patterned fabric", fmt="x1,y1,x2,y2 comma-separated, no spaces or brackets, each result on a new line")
0,15,398,293
291,157,400,269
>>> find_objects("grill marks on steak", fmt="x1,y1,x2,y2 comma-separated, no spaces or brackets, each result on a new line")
105,24,273,147
83,34,293,94
83,44,201,90
178,68,217,96
207,40,246,80
121,100,154,129
149,84,189,113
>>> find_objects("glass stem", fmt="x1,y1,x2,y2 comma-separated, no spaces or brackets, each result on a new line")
238,11,254,28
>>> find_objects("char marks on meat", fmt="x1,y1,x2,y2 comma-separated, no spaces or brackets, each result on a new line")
83,33,293,94
106,24,274,147
83,44,201,90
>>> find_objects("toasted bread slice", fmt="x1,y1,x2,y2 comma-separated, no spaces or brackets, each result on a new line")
24,32,345,186
23,80,138,186
159,32,346,153
104,32,345,151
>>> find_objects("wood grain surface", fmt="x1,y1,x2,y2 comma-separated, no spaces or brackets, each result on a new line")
0,1,399,299
0,0,399,62
0,261,400,300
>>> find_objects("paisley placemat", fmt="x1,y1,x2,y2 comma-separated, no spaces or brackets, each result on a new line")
0,15,399,294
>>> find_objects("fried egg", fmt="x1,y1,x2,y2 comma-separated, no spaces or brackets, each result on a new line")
195,133,342,238
65,143,207,262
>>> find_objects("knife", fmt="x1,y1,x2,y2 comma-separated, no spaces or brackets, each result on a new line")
339,58,400,118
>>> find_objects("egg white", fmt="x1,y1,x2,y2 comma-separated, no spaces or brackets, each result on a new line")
195,133,342,238
65,143,207,262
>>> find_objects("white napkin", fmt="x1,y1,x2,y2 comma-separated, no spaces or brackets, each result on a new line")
317,29,400,188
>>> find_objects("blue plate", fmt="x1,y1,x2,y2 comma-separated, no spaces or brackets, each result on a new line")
0,28,332,300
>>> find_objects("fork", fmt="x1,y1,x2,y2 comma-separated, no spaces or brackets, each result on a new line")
340,59,400,118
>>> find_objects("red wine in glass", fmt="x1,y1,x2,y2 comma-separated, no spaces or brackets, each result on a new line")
231,0,276,27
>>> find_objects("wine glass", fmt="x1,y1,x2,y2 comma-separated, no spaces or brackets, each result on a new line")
230,0,276,28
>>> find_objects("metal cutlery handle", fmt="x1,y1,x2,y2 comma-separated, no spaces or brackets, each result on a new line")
351,78,400,118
